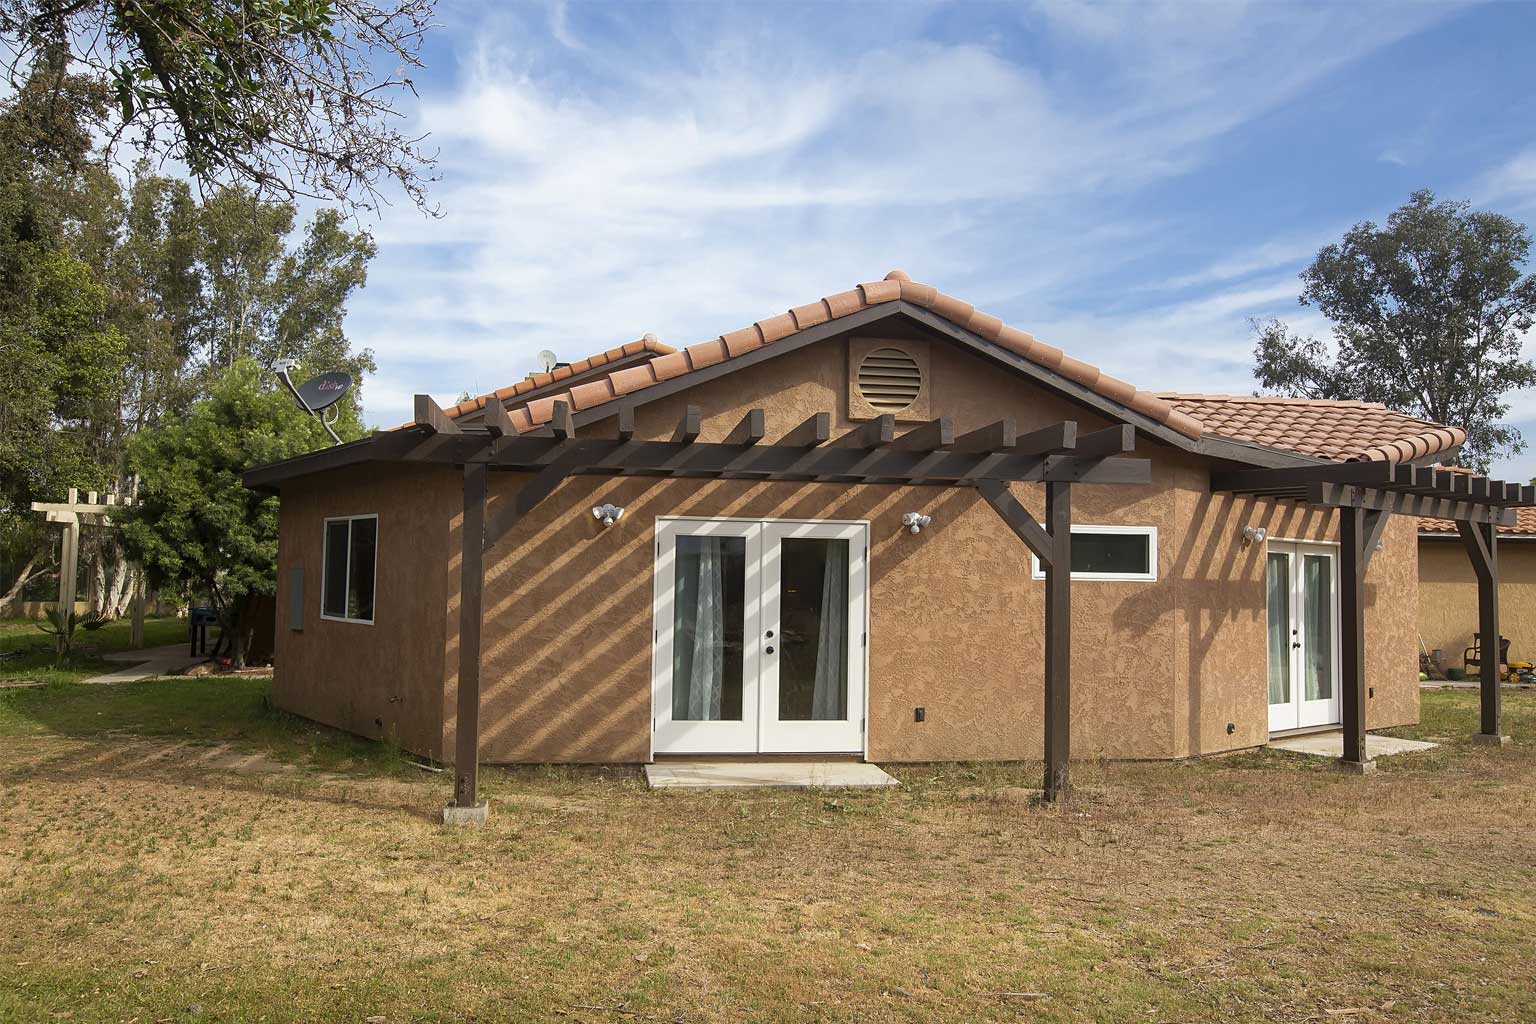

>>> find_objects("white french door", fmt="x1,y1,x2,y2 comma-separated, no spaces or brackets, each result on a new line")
1266,541,1341,733
651,519,868,755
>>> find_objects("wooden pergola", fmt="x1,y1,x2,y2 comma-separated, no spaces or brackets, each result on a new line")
250,397,1154,812
1213,460,1533,767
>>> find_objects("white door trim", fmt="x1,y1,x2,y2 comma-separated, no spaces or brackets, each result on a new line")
1266,538,1342,735
650,516,870,757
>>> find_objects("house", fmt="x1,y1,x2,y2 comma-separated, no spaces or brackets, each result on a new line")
1419,507,1536,672
245,272,1529,810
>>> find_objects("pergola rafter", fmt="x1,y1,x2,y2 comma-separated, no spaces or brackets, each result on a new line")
1213,459,1533,768
254,396,1150,817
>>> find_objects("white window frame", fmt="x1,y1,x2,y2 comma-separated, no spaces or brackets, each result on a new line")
320,513,378,625
1030,524,1157,582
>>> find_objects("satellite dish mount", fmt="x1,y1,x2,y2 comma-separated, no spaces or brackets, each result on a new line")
276,359,353,446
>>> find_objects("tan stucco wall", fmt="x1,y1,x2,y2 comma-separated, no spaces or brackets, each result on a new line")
429,332,1420,764
272,463,457,759
1418,539,1536,668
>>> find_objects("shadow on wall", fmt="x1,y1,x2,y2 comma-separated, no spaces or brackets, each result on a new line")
448,474,980,763
1159,492,1380,756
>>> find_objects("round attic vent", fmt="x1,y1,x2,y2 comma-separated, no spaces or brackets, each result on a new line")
856,347,923,413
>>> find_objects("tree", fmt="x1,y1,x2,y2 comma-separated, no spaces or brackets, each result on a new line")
191,187,377,417
119,358,362,665
1254,190,1536,470
0,1,438,214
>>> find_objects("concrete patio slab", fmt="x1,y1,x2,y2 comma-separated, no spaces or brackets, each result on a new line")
83,643,207,684
1269,731,1438,760
644,762,899,790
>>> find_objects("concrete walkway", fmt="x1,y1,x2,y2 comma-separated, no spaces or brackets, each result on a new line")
1269,731,1438,760
82,643,207,684
644,762,899,790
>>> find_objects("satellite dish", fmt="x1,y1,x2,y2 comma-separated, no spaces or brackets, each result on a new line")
294,371,353,411
536,350,558,373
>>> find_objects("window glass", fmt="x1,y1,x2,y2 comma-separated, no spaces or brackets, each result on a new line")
323,520,350,618
348,518,377,621
1072,532,1151,575
671,536,746,721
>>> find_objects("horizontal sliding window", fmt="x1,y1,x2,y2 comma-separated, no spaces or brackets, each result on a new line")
1031,526,1157,581
322,514,378,623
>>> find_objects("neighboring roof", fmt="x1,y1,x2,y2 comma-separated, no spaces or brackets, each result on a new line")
1421,505,1536,537
447,335,675,420
1157,394,1466,464
458,271,1205,440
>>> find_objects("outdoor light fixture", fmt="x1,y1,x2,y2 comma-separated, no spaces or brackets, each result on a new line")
592,503,625,527
901,512,932,535
1241,525,1268,546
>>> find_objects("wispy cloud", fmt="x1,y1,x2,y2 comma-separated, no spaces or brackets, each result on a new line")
348,1,1458,428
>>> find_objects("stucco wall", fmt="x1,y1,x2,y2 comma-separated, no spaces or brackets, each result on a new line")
272,462,456,758
439,331,1420,764
1418,539,1536,669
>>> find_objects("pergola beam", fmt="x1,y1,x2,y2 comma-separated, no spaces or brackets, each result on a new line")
831,414,895,449
891,417,954,451
1307,483,1516,526
1456,519,1506,743
977,477,1073,802
415,394,462,435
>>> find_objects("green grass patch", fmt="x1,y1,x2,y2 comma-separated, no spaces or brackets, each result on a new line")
0,615,198,684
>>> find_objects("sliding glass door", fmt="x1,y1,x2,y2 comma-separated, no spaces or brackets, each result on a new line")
652,519,867,755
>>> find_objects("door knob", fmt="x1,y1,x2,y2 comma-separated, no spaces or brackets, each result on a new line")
765,629,774,638
765,645,775,654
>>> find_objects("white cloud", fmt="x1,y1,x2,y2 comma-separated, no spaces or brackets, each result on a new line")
347,2,1454,426
1478,146,1536,209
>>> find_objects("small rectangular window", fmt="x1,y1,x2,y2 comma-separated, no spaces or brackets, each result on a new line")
322,514,378,623
1031,526,1157,581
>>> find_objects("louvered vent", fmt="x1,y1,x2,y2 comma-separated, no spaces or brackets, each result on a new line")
856,348,923,413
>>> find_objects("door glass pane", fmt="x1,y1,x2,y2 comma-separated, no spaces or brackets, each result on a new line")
347,518,377,621
323,521,349,618
1266,552,1290,705
1303,554,1333,701
1073,532,1150,575
672,536,746,722
777,538,849,722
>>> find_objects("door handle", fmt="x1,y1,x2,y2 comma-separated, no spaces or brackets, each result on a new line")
1292,641,1301,649
765,645,775,655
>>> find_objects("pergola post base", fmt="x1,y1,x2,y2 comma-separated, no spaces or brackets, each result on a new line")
1337,759,1377,775
1471,733,1512,747
442,801,489,826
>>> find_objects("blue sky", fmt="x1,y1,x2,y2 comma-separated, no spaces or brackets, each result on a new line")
348,0,1536,480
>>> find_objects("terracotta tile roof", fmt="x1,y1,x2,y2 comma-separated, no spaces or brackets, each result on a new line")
1156,394,1466,464
468,271,1204,439
428,273,1470,468
1420,506,1536,535
446,335,675,420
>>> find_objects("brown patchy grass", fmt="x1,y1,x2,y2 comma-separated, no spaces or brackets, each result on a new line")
1,683,1533,1023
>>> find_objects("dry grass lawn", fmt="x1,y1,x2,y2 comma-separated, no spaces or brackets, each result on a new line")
1,680,1534,1023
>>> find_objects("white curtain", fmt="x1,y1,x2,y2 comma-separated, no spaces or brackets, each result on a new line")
810,541,847,720
676,538,725,721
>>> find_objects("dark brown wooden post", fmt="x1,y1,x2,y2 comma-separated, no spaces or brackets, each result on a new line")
1338,505,1370,771
452,462,488,812
1043,480,1072,800
1456,519,1505,743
